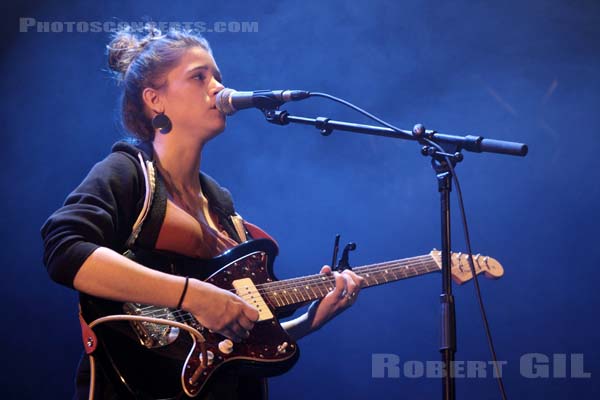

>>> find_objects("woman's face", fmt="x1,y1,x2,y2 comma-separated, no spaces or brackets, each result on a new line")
159,46,226,141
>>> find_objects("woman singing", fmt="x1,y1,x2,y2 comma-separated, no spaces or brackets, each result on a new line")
41,26,363,399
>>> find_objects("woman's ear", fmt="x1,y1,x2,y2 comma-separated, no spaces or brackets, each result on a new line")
142,87,164,115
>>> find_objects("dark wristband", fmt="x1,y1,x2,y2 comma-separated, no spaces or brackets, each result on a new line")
176,276,189,309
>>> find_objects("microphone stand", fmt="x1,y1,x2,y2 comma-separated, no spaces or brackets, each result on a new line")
261,108,527,400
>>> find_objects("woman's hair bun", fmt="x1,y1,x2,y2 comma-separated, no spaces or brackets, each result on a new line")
107,25,164,76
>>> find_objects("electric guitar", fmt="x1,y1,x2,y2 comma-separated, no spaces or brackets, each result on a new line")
80,238,504,399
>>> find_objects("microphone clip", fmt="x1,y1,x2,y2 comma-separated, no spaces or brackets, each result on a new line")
315,117,333,136
263,109,290,125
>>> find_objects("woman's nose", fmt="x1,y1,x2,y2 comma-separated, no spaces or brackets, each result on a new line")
211,80,225,96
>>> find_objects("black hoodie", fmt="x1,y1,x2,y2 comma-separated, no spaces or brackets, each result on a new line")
41,140,244,288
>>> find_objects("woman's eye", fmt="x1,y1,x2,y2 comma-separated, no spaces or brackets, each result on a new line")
194,74,205,81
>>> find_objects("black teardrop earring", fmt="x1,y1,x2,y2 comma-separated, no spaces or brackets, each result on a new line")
151,112,172,134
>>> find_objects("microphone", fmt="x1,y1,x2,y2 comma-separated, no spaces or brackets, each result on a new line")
216,88,310,116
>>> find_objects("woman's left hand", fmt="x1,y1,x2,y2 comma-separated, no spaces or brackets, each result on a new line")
307,265,365,331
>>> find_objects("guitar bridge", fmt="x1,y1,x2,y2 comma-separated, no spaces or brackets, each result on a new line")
123,303,180,349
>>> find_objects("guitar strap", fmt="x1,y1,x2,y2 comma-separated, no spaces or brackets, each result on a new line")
243,220,279,252
78,305,98,355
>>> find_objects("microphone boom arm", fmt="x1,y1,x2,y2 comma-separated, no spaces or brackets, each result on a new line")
262,109,528,157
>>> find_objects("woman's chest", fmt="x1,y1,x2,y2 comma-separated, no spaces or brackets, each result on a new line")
154,198,232,259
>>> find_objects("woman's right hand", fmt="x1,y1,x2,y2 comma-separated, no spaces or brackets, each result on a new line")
182,279,259,342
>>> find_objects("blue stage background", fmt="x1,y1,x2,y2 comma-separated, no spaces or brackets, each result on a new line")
2,0,599,398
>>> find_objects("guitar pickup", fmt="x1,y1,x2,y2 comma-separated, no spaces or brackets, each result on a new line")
232,278,274,321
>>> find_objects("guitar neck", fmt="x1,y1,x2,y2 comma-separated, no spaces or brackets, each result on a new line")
263,254,440,310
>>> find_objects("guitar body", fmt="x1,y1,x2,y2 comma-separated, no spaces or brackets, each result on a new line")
78,237,505,399
80,239,300,399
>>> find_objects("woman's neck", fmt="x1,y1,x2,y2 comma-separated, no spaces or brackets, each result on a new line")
152,133,204,195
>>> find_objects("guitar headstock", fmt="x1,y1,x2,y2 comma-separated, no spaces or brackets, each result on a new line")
430,250,504,285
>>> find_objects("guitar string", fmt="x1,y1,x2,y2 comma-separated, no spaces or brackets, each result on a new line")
247,252,481,293
133,256,437,316
138,264,432,324
252,257,436,293
133,256,441,319
133,258,443,322
135,254,438,317
259,255,436,290
270,252,483,290
133,252,487,321
134,263,436,322
137,255,486,325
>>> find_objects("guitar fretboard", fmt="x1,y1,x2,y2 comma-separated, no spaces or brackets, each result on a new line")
261,254,440,309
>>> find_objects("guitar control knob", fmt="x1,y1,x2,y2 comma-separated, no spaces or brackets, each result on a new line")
218,339,234,355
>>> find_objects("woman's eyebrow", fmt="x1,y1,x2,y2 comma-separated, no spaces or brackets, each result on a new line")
187,65,223,81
